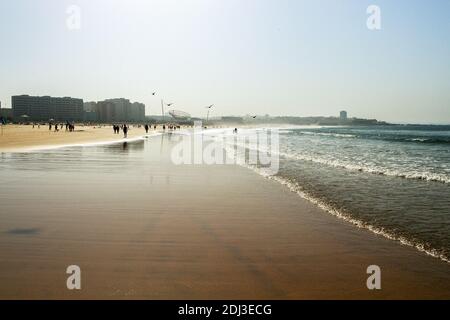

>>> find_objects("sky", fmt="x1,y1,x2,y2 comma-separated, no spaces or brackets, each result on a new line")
0,0,449,123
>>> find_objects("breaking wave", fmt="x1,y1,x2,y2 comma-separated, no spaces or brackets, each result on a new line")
279,151,450,184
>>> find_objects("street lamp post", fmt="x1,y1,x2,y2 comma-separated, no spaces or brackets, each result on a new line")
161,99,165,122
153,92,172,124
205,104,214,125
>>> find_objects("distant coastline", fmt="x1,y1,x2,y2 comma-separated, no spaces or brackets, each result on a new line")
207,116,390,126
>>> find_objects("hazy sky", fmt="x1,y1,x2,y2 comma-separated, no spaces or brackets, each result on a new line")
0,0,449,123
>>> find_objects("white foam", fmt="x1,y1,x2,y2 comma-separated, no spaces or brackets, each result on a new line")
299,131,356,138
278,151,450,184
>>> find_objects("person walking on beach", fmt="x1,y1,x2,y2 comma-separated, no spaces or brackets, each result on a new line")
145,124,149,133
123,124,128,138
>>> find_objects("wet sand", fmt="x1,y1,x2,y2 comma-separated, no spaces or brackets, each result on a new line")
0,137,449,299
0,124,150,152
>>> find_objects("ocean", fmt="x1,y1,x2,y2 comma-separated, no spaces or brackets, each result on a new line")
228,125,450,263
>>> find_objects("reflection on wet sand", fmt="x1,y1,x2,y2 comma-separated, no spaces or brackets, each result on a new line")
0,134,449,299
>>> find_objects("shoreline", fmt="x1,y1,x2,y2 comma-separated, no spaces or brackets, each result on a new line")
0,136,449,299
2,135,154,153
0,124,159,153
249,167,450,265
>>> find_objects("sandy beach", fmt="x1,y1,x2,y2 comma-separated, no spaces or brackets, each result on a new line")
0,135,449,299
0,124,151,152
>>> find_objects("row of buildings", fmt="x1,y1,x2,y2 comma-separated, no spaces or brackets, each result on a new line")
11,95,84,122
84,99,145,123
1,95,146,123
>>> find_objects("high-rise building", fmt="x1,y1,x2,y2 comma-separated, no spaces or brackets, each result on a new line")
95,98,145,123
340,110,348,120
83,102,98,122
83,101,97,112
12,95,84,122
130,102,145,122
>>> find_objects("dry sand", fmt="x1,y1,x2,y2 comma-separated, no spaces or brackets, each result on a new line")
0,136,449,299
0,124,149,152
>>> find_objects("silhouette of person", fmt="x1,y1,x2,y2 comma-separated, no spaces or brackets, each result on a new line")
123,124,128,138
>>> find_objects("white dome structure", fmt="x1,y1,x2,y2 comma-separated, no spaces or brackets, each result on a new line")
168,109,191,120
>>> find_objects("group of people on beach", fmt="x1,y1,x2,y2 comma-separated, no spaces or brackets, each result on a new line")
144,124,158,133
119,123,181,135
166,124,181,130
113,123,177,138
113,124,129,138
48,122,75,132
15,121,231,137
